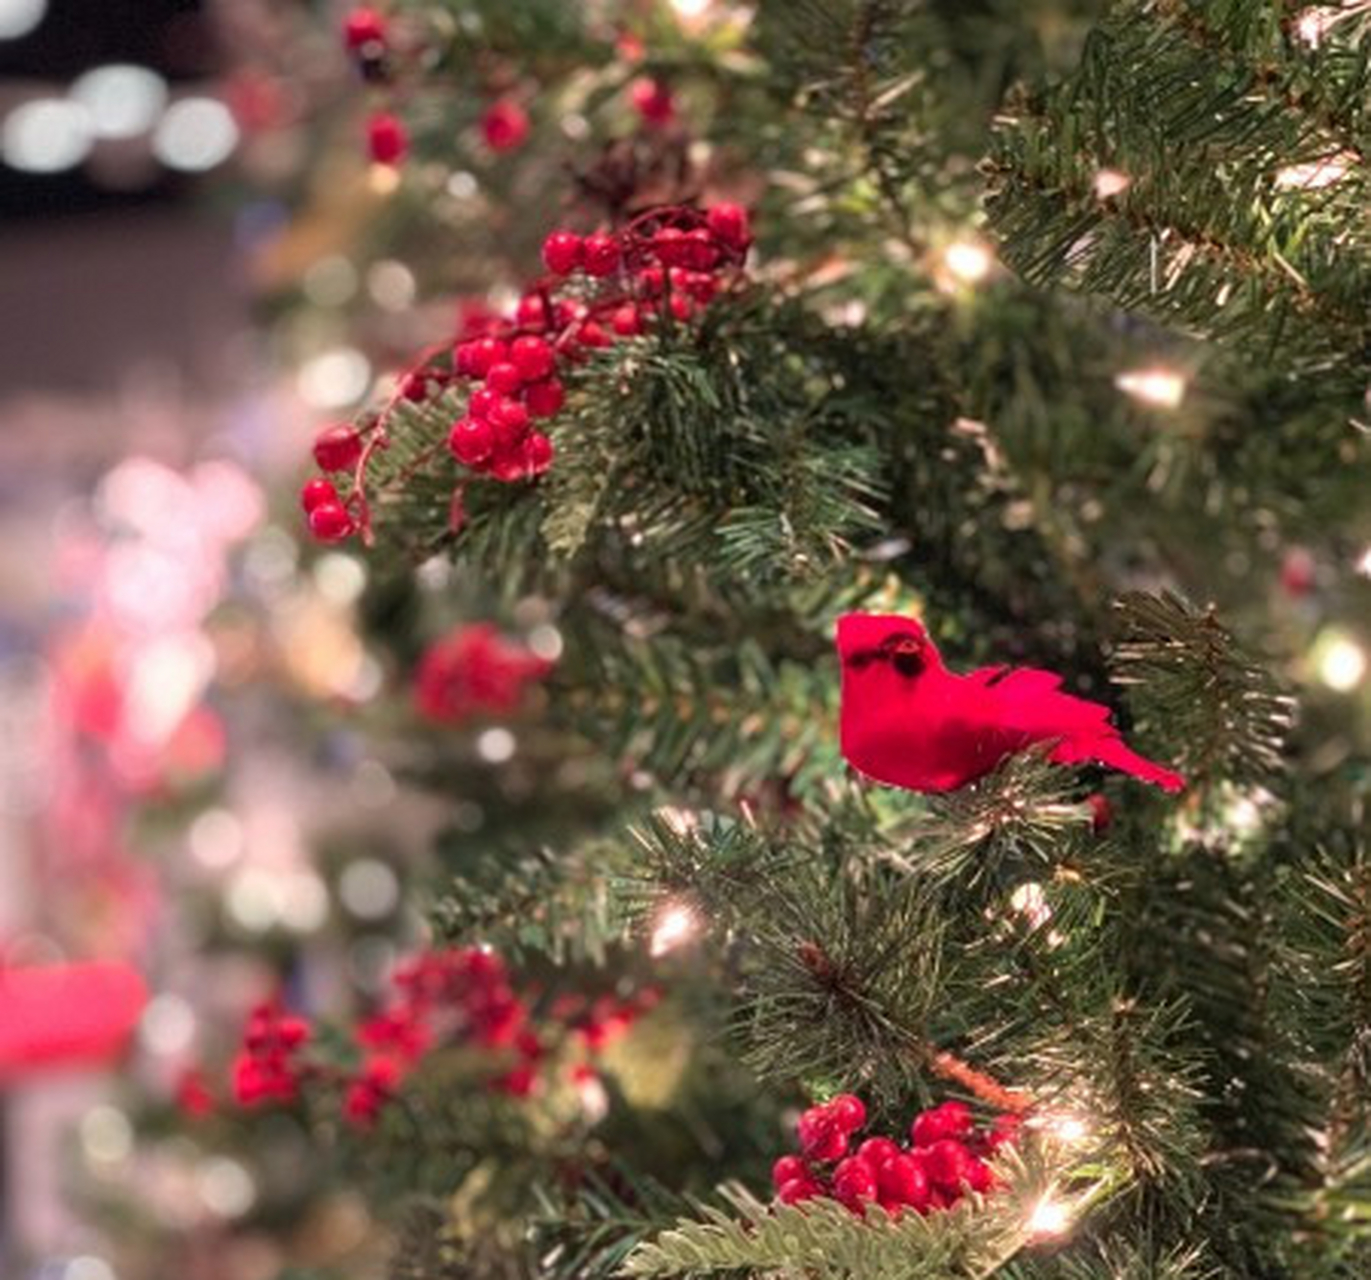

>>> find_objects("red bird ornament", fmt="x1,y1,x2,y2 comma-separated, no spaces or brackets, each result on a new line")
837,613,1184,794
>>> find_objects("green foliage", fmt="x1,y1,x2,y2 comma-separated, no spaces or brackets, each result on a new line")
985,0,1371,382
1110,591,1293,790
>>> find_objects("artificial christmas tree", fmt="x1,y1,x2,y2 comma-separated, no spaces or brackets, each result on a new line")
180,1,1369,1277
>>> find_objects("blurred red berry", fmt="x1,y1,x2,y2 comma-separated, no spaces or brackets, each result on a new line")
367,112,407,166
482,98,529,152
542,231,583,275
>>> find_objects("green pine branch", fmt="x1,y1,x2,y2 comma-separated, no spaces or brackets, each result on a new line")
985,0,1371,378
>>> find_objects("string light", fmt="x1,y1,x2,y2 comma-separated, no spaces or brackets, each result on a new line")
1092,167,1131,199
649,901,700,957
1316,632,1366,692
1114,366,1187,409
1042,1113,1090,1144
1356,546,1371,579
1009,881,1051,929
1026,1194,1071,1238
1294,4,1371,48
942,239,995,285
1274,152,1355,190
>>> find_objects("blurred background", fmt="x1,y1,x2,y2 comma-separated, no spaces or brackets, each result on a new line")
0,5,431,1276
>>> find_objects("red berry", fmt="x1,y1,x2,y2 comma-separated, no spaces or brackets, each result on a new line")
542,231,583,275
459,337,507,377
313,424,363,472
856,1137,902,1168
771,1155,809,1189
910,1101,972,1148
921,1138,973,1190
308,502,354,543
1088,793,1112,833
828,1094,866,1133
964,1156,994,1193
448,416,494,466
400,371,429,402
524,377,565,418
481,98,529,152
521,431,553,476
680,271,718,303
797,1107,848,1162
489,398,530,448
300,478,339,512
367,112,407,166
651,227,689,266
581,233,621,277
469,387,502,420
576,321,612,349
344,7,386,51
667,293,694,321
629,77,674,125
485,362,524,395
638,265,665,296
707,202,751,250
877,1153,930,1208
515,294,548,328
611,304,644,336
682,228,719,270
777,1176,821,1205
706,202,752,250
509,335,555,382
988,1113,1023,1150
489,448,529,483
832,1156,878,1207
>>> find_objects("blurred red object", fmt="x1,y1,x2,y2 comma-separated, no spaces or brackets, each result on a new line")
0,961,148,1080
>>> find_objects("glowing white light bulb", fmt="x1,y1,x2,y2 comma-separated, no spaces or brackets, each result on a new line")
1275,152,1355,190
943,239,994,285
1027,1195,1070,1237
1114,367,1187,409
1356,546,1371,579
574,1069,610,1122
1009,881,1051,929
1045,1113,1089,1144
1092,168,1131,199
1318,636,1366,692
1293,5,1369,48
672,0,712,16
650,903,700,957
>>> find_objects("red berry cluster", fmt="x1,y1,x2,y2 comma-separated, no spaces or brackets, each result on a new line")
772,1096,1020,1219
231,1002,311,1106
413,623,553,725
300,202,751,547
211,948,658,1131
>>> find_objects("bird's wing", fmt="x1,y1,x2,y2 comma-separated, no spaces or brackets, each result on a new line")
966,665,1010,686
984,666,1114,738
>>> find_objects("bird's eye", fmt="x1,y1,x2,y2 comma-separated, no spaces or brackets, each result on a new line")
880,633,924,677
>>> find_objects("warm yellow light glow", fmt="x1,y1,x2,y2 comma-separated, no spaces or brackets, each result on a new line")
943,239,994,284
368,163,401,195
1045,1114,1089,1144
650,903,700,957
1114,367,1187,409
1356,546,1371,579
1318,635,1366,692
1027,1195,1071,1237
671,0,712,16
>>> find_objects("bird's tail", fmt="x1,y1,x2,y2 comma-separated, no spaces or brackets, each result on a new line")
1054,737,1186,793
